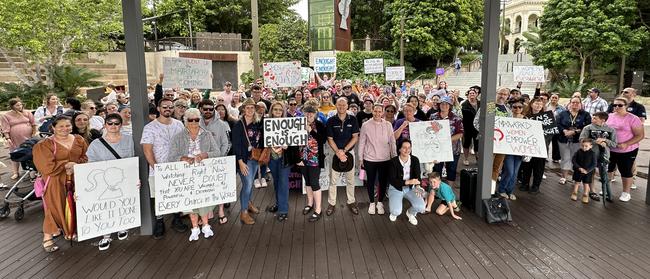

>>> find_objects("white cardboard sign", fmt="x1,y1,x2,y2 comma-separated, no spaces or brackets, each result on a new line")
385,66,405,81
162,57,213,89
364,58,384,74
493,117,547,158
513,66,545,83
409,120,454,163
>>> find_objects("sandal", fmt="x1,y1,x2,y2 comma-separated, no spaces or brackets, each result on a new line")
570,192,578,201
302,205,313,215
43,239,59,253
10,173,19,180
589,192,601,201
218,215,228,225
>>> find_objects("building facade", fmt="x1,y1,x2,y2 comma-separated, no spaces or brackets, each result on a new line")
501,0,547,54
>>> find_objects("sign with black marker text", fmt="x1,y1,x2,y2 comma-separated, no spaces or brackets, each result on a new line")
263,117,308,147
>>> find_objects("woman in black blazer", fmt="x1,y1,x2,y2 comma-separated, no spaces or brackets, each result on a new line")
387,139,426,226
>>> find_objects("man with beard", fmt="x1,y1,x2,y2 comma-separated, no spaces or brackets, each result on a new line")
198,99,230,155
141,98,188,239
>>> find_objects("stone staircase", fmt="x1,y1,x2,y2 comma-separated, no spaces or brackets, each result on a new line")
425,54,541,95
0,55,154,87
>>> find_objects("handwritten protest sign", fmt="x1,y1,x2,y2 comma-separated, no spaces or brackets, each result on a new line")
436,68,445,76
409,120,454,163
385,66,405,81
263,117,308,147
364,58,384,74
162,57,212,89
301,67,314,82
513,66,545,83
529,111,559,136
262,61,302,88
74,158,141,242
154,156,236,216
493,117,547,158
314,57,337,72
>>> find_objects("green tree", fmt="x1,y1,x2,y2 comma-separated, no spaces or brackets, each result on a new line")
0,0,123,87
350,0,390,40
528,0,648,84
203,0,299,36
149,0,207,38
259,15,310,66
385,0,483,66
336,51,404,83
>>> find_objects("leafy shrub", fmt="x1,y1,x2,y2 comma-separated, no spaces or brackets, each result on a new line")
336,51,411,83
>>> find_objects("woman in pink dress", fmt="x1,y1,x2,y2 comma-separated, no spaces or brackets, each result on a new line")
1,98,37,179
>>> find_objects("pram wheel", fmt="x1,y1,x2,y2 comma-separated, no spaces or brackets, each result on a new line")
0,204,10,219
14,206,24,221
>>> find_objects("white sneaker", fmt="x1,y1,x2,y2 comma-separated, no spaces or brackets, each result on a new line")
619,192,631,202
376,202,385,215
189,227,200,241
405,208,418,225
559,178,566,185
98,237,112,251
368,203,376,215
261,178,268,187
254,179,261,188
631,184,637,190
542,174,547,179
389,214,397,222
202,225,214,239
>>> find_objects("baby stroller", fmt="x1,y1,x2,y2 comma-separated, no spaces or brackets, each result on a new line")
0,137,42,221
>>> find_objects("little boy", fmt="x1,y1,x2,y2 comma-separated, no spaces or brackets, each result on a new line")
425,172,462,220
571,138,598,203
579,112,617,202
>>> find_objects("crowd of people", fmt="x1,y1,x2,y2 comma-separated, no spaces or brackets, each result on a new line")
0,71,645,253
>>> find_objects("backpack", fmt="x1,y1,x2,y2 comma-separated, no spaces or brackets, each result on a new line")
38,106,64,133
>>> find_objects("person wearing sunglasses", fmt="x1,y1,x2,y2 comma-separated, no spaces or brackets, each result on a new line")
141,98,188,239
80,100,104,131
86,113,135,251
168,108,222,241
606,98,644,202
384,104,397,125
286,98,303,117
495,98,525,201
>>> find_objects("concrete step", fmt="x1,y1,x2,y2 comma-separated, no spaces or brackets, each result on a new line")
0,57,25,63
75,63,116,69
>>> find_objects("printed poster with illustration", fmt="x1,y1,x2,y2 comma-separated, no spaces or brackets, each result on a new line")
74,157,141,242
263,61,302,89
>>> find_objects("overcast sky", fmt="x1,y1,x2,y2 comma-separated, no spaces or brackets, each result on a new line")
290,0,309,20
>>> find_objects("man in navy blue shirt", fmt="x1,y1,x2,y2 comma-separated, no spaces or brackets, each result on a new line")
326,98,360,215
607,88,646,121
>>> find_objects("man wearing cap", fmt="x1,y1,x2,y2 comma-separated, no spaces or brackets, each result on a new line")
338,82,361,107
582,88,609,115
509,88,522,100
221,81,234,106
326,98,360,215
608,88,646,121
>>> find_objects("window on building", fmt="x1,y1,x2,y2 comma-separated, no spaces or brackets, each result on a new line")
309,0,334,51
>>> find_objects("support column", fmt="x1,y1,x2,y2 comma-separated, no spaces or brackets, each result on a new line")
475,0,501,217
121,0,154,235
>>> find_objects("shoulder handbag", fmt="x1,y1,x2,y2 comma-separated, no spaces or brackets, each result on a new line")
99,137,122,159
483,197,512,224
241,120,270,165
34,139,57,199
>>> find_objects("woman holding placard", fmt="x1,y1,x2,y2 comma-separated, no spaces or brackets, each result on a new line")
33,116,88,252
557,97,591,185
519,97,550,195
86,113,135,251
168,108,222,241
497,98,525,199
265,102,300,222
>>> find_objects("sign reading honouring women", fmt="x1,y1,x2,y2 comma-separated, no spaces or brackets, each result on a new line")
530,111,559,136
263,117,308,147
154,156,236,216
493,117,547,158
262,61,302,88
364,58,384,74
162,57,213,89
513,66,545,83
385,66,405,81
314,57,337,72
74,158,141,242
409,120,454,163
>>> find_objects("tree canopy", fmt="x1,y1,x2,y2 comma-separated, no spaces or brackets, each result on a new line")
528,0,648,84
259,15,309,66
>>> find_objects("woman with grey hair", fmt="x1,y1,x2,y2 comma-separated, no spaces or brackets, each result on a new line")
168,108,223,241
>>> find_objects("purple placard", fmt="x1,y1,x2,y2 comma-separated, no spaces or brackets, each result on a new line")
435,68,445,75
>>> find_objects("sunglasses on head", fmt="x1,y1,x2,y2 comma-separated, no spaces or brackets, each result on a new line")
176,105,188,109
186,118,200,122
106,121,121,126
